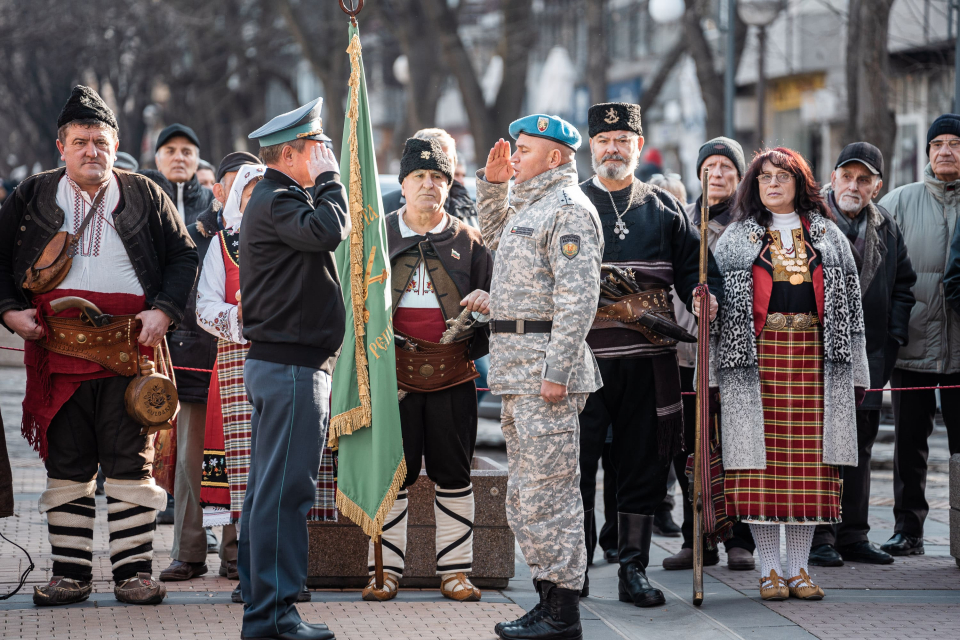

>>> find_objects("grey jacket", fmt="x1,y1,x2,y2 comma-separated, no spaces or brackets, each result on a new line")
476,164,604,395
709,212,869,469
879,164,960,374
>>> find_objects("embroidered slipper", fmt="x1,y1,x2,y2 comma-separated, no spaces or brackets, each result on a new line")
440,572,481,602
361,573,399,602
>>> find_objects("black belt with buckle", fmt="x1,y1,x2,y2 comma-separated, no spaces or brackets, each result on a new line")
490,320,553,334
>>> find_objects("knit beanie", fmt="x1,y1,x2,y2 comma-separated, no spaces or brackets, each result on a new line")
398,138,453,185
927,114,960,156
696,137,746,178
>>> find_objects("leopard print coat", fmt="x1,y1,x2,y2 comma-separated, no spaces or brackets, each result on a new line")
708,212,869,469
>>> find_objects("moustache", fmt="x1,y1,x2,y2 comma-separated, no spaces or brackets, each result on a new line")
601,154,625,164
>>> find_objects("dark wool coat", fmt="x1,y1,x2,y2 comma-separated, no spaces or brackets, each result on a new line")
708,211,869,469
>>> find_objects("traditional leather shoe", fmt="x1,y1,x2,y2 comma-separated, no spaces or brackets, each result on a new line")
361,573,399,601
808,544,844,567
205,527,219,554
787,568,824,600
662,547,692,570
499,581,582,640
441,572,481,602
241,622,335,640
114,572,167,605
726,547,755,571
33,576,93,606
232,584,243,603
495,582,543,635
653,511,681,537
603,549,619,564
219,559,239,579
618,513,665,607
837,541,894,565
880,533,924,556
758,569,789,601
160,559,208,581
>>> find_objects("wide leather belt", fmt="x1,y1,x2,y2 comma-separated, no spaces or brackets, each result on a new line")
592,289,684,346
39,315,142,376
490,320,553,334
395,333,479,393
764,312,819,331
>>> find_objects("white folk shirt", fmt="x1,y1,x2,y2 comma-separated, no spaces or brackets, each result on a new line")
396,211,449,310
196,234,245,344
55,174,144,295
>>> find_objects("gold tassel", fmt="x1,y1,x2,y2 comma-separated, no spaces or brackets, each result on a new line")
327,403,372,447
335,455,408,540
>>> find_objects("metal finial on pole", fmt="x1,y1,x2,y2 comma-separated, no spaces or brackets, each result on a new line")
340,0,364,24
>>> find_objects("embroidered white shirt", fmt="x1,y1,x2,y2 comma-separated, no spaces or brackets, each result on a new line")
397,212,448,310
54,174,143,295
196,235,245,344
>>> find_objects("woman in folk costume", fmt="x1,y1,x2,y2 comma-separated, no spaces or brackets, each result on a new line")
709,147,868,601
196,162,337,602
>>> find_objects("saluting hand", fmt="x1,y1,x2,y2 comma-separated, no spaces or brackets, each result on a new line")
484,139,515,184
308,143,340,184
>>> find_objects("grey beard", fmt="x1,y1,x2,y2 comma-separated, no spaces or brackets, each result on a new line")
593,152,639,182
837,193,864,215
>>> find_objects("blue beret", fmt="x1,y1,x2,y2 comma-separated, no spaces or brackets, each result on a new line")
508,114,582,151
249,97,325,148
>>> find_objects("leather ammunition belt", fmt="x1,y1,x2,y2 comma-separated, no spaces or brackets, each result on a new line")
490,320,553,334
395,333,479,393
764,312,819,331
39,315,142,377
592,289,678,346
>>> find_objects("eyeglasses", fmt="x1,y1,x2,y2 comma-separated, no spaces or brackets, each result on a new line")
929,140,960,152
758,172,794,184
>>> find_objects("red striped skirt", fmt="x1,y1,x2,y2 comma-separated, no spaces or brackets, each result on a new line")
724,325,840,523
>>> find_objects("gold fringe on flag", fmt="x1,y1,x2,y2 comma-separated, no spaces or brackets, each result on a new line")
335,456,408,541
328,32,372,448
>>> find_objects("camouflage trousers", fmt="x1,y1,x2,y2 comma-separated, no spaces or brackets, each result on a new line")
500,393,588,591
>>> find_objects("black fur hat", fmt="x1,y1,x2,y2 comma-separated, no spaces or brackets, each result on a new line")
57,85,118,132
588,102,642,138
398,138,453,185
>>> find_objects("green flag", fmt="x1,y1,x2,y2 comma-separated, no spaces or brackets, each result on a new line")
330,23,406,540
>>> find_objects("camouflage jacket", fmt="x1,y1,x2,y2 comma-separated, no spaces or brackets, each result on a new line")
476,163,604,395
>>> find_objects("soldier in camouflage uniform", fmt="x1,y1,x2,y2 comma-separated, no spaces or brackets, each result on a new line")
477,115,602,640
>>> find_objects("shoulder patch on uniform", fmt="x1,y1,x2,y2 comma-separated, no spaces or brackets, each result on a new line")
560,234,581,259
558,188,576,206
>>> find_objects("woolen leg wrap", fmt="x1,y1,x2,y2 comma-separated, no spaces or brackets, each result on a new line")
41,479,96,581
368,490,407,577
104,478,165,582
434,484,474,575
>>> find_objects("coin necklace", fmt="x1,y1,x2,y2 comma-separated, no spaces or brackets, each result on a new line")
607,182,634,240
769,229,808,285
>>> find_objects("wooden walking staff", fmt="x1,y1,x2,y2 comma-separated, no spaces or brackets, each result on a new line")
692,168,712,606
339,0,389,591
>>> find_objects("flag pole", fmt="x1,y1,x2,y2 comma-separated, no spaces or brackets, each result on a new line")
692,168,710,606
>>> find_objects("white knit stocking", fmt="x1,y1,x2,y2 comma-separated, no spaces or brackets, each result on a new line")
367,490,408,578
785,524,815,586
749,523,782,584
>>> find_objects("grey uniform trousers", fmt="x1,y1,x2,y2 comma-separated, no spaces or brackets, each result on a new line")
237,360,329,638
501,393,587,591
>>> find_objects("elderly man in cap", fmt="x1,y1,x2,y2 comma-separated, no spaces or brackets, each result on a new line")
662,136,756,573
576,103,721,609
237,98,347,640
360,138,493,604
0,85,198,605
880,115,960,558
478,115,601,640
159,151,263,585
142,123,213,226
808,143,915,567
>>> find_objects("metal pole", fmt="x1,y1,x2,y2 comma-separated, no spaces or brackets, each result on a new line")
725,0,737,138
757,25,767,148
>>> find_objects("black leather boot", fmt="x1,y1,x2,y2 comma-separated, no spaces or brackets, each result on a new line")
617,513,666,607
499,581,583,640
495,580,543,636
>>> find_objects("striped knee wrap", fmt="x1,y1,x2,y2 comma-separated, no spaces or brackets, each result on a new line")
40,479,97,582
435,484,474,575
368,490,408,577
103,478,166,582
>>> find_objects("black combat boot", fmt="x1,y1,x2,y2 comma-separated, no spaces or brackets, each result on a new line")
499,581,582,640
617,513,666,607
495,580,543,636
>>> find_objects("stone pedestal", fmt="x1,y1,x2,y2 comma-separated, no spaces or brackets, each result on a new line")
307,455,515,588
951,454,960,567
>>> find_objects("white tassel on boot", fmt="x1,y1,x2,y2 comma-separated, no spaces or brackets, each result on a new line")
435,484,480,602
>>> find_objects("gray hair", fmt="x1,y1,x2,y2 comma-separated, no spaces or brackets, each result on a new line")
414,128,456,156
258,138,308,165
648,173,687,203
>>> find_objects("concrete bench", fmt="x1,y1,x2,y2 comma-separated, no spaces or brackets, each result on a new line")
307,455,515,588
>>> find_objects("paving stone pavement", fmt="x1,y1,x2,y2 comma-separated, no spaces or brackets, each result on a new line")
3,365,960,639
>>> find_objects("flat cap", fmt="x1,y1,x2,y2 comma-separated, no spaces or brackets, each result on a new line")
216,151,262,183
156,123,201,151
57,85,118,132
588,102,642,138
113,151,139,172
836,141,883,178
509,114,581,151
248,97,325,148
398,138,453,185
